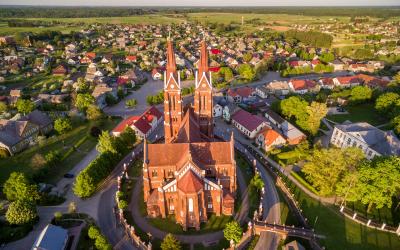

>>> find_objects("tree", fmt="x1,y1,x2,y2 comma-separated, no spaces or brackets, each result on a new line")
349,86,372,103
319,52,335,63
45,150,61,167
88,226,101,239
243,52,253,63
375,92,400,115
238,64,256,81
223,220,243,244
279,96,308,120
0,101,8,113
86,104,103,120
16,99,34,115
118,126,136,149
161,234,182,250
75,93,95,111
250,173,264,191
305,101,328,135
349,156,400,212
76,77,90,93
302,147,364,196
73,171,96,198
97,131,117,154
54,117,72,135
3,172,40,203
6,200,38,225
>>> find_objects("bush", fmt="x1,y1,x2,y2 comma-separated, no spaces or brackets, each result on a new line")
118,200,128,210
88,226,112,250
6,200,38,225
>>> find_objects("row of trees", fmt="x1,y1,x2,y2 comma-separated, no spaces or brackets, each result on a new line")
302,146,400,212
73,127,136,198
285,30,333,48
281,64,334,77
279,96,328,135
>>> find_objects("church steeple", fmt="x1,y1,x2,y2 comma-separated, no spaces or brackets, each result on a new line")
164,39,182,143
194,40,213,138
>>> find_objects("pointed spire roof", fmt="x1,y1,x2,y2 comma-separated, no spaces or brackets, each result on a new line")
166,38,177,76
198,39,209,77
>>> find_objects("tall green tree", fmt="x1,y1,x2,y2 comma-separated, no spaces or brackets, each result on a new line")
349,86,372,103
305,101,328,135
54,117,72,135
3,172,40,203
86,104,103,120
349,156,400,212
375,92,400,115
302,147,364,196
97,131,117,154
279,96,308,120
238,64,256,81
161,234,182,250
75,93,95,111
16,99,35,115
223,220,243,244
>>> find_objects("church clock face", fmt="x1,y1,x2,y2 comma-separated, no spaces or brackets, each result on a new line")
171,84,175,89
202,84,206,88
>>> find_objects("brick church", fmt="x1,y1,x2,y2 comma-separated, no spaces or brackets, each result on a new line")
143,39,237,230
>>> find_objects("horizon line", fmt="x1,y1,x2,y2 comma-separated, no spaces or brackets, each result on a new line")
1,5,400,7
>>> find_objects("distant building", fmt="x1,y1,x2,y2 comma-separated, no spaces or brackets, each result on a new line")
330,122,400,160
32,224,68,250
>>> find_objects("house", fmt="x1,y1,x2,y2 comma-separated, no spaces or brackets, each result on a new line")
232,109,267,139
32,224,68,250
329,59,345,71
255,86,269,99
152,68,162,80
112,106,163,139
227,87,255,103
333,76,362,88
37,94,68,104
264,108,306,145
20,110,53,135
9,89,22,104
265,81,290,96
288,79,318,94
256,127,286,151
330,122,400,160
213,103,223,117
125,55,137,63
92,84,117,109
318,77,335,89
349,63,370,73
52,65,68,76
222,103,239,122
0,119,40,155
281,121,307,145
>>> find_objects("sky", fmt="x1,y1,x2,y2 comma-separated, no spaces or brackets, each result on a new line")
0,0,399,6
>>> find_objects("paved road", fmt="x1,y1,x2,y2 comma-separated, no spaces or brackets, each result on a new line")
215,120,281,250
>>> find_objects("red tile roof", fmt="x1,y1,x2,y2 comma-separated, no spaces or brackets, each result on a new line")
177,170,203,193
290,79,316,90
210,49,222,55
126,55,137,62
232,109,265,132
86,52,96,59
227,87,254,98
113,106,162,134
336,76,360,85
259,128,284,146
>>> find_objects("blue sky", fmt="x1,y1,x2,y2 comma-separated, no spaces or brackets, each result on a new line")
0,0,399,6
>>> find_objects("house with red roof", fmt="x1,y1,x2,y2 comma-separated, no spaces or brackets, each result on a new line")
256,127,286,151
112,106,163,138
227,87,255,103
52,65,68,76
80,52,96,64
125,55,137,63
333,76,362,88
210,48,222,55
152,68,162,80
288,79,318,94
232,109,267,139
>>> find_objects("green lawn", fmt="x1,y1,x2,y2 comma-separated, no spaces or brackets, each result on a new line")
281,175,400,250
147,214,232,235
326,103,389,126
0,117,120,185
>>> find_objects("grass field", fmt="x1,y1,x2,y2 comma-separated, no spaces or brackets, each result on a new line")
281,175,400,250
326,103,389,126
0,117,120,185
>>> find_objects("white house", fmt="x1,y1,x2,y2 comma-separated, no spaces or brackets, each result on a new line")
213,103,223,117
255,86,269,99
330,122,400,160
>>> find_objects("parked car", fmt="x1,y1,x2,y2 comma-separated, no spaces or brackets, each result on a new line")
63,173,74,178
